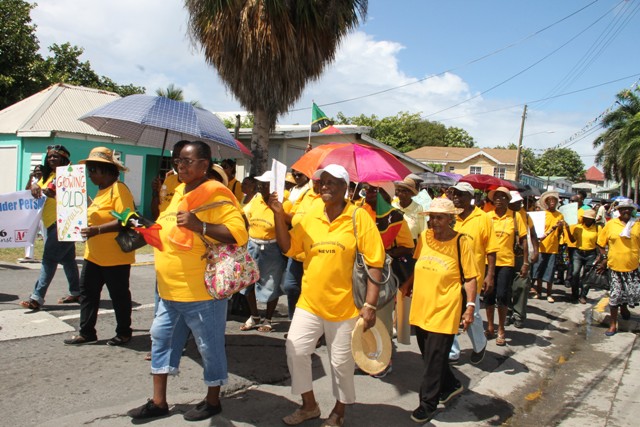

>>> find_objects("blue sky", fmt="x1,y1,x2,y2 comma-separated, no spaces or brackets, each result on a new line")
30,1,640,169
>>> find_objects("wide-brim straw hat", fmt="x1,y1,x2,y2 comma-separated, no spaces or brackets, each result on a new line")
394,177,419,195
488,186,512,202
539,191,560,210
211,163,228,186
285,172,296,185
419,197,463,215
79,147,128,171
582,209,597,219
351,317,392,375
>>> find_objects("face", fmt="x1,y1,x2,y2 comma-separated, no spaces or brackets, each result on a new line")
546,196,558,210
428,213,453,231
618,207,634,222
174,145,209,185
395,186,413,205
257,181,270,198
221,162,235,179
86,162,108,187
33,167,43,178
449,189,472,209
291,170,308,187
46,152,65,169
364,185,378,204
493,191,509,210
318,172,347,205
583,217,595,227
241,178,256,195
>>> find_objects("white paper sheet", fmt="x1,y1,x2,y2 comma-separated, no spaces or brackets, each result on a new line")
271,159,287,203
558,202,578,226
528,211,547,238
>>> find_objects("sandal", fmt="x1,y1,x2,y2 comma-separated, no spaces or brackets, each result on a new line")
64,335,97,345
282,404,321,426
19,299,40,310
240,316,260,331
531,292,540,300
321,412,344,427
107,335,132,346
547,296,555,303
257,319,273,333
58,295,80,304
496,334,506,346
144,352,152,361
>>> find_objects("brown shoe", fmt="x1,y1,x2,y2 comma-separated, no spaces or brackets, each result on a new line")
579,297,587,304
283,404,321,426
19,299,40,310
58,295,80,304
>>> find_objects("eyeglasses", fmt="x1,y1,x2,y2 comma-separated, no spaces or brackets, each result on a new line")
291,172,303,178
47,144,63,150
173,158,206,167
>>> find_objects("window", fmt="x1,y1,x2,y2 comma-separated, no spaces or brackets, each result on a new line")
493,167,506,179
469,166,482,175
449,166,455,172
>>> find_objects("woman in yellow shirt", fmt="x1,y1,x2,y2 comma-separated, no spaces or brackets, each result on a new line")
596,199,640,336
400,198,478,424
563,209,601,304
64,147,135,346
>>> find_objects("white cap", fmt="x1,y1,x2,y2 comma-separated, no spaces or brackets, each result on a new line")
255,171,273,182
312,164,350,188
509,191,523,203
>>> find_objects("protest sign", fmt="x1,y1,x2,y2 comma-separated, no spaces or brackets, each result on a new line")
0,190,45,248
559,202,579,226
528,211,547,238
56,165,88,242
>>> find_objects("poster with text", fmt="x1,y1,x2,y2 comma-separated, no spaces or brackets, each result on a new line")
56,165,88,241
0,190,44,248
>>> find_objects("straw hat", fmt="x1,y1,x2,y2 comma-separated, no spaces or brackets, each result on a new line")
210,163,228,186
419,198,463,215
285,172,296,185
539,191,560,210
582,209,596,219
394,177,419,195
79,147,128,171
351,318,392,375
488,186,512,202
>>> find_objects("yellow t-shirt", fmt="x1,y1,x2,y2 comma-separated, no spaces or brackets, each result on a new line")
568,223,600,251
290,188,321,228
453,207,499,290
85,182,136,266
597,219,640,272
155,184,249,302
566,208,586,249
286,203,385,322
411,231,479,335
158,173,180,214
487,209,528,267
39,175,57,228
539,210,564,254
227,177,244,203
246,194,279,240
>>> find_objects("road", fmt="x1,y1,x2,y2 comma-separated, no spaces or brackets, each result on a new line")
0,256,637,426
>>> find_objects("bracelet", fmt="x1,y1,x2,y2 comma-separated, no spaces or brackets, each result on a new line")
523,263,530,266
201,221,207,236
363,302,377,311
97,226,101,235
466,302,476,308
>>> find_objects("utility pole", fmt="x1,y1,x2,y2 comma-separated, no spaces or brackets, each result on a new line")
514,104,527,182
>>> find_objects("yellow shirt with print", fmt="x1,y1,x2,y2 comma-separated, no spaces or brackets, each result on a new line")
227,177,244,203
38,175,57,228
288,188,322,262
565,208,585,249
410,231,479,335
246,194,290,240
453,206,499,290
539,210,564,254
286,203,385,322
487,209,528,267
158,173,180,214
569,223,600,251
85,182,136,266
155,184,248,302
597,218,640,272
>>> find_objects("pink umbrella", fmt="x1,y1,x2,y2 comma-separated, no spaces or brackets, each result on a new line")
459,174,518,191
291,143,410,182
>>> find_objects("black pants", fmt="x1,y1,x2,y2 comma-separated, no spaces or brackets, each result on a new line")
415,327,457,411
79,260,132,340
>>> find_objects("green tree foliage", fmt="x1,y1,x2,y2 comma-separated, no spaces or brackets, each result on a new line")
534,148,585,182
494,143,536,175
444,127,476,148
156,83,202,107
222,114,254,129
0,0,144,110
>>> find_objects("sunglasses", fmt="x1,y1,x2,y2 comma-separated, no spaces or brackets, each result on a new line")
173,158,206,167
47,144,63,150
291,172,303,178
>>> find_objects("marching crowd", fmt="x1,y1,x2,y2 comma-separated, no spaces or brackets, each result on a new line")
17,142,640,425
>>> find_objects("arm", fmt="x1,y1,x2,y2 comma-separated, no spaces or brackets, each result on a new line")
399,273,414,297
529,224,540,264
564,223,576,244
461,278,477,332
519,235,530,277
360,268,381,331
150,176,162,220
267,192,292,253
81,219,121,239
484,252,496,294
176,210,237,244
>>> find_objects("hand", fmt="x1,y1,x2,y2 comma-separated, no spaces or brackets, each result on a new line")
31,185,43,199
520,263,530,278
596,260,607,274
80,226,100,239
461,307,474,332
399,280,413,297
359,305,376,331
176,211,202,232
267,192,284,215
530,252,540,264
483,275,494,295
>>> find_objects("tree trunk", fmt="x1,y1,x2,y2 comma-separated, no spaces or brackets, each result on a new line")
635,176,639,202
250,108,270,175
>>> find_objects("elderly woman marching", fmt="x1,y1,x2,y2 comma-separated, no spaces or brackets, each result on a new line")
400,198,479,424
268,164,385,427
596,199,640,336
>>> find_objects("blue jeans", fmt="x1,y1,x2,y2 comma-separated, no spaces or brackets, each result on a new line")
533,253,556,284
244,240,286,303
151,298,228,386
283,258,303,319
29,225,80,304
572,249,597,298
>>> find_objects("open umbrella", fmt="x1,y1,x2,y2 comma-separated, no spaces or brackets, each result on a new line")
291,143,411,182
415,171,458,187
79,95,244,158
459,174,518,191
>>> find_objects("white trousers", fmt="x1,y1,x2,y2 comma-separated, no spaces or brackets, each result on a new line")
286,308,358,404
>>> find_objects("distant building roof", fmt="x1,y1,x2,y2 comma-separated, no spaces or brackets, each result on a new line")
0,83,120,138
405,146,517,165
584,165,605,182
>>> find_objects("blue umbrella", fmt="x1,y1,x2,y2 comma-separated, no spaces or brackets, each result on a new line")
79,95,244,158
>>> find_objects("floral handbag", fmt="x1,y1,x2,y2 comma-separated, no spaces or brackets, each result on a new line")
202,241,260,300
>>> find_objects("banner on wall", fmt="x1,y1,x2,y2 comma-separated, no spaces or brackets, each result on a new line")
0,190,45,248
56,165,88,242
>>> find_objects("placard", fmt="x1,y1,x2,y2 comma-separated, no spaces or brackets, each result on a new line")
558,202,578,226
270,159,287,203
56,165,88,241
0,190,44,248
528,211,547,238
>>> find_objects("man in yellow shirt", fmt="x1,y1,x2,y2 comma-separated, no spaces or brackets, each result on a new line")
448,182,498,364
564,209,600,303
532,191,565,303
221,159,245,202
151,140,187,220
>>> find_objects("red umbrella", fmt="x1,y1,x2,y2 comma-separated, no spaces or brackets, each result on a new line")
291,143,410,182
459,174,518,191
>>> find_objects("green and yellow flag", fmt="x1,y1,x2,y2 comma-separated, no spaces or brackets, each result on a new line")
311,103,342,134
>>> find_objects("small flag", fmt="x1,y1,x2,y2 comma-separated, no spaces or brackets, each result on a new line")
375,192,404,248
311,103,342,134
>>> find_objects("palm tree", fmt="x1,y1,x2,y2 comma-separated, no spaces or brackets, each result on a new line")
594,87,640,199
185,0,367,173
156,83,202,108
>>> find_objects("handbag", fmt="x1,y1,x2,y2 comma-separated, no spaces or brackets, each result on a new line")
351,208,399,309
115,227,147,253
582,265,609,291
193,201,260,300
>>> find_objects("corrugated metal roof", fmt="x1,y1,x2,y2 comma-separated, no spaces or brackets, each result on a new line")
0,83,121,138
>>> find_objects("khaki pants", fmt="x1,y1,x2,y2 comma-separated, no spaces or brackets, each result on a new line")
286,308,358,404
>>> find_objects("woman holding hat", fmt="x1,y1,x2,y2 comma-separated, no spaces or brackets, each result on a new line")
563,209,601,303
20,145,81,310
400,197,479,424
485,187,528,346
268,164,385,427
64,147,136,346
596,199,640,336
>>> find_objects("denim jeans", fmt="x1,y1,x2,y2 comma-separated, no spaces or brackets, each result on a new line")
244,240,286,303
29,225,80,305
572,249,597,298
151,298,228,386
283,258,303,319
